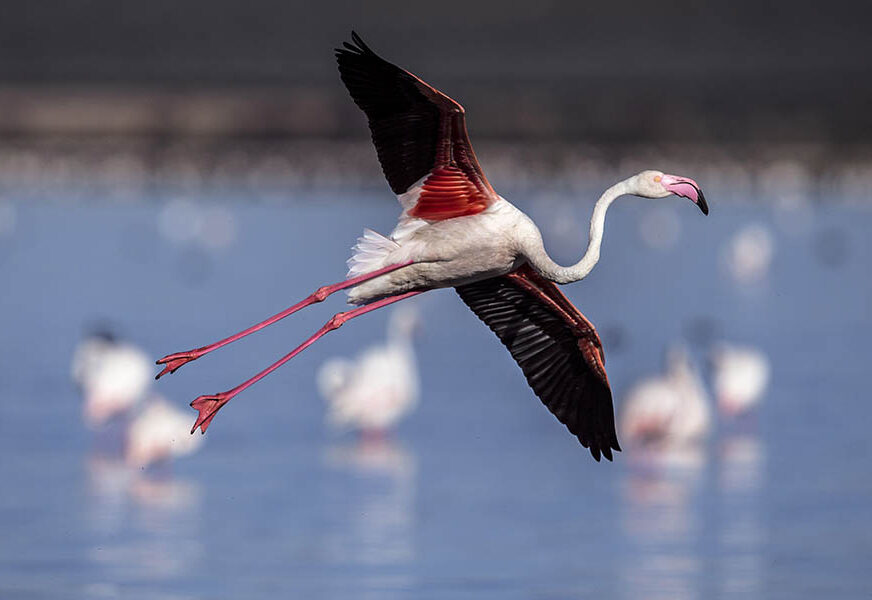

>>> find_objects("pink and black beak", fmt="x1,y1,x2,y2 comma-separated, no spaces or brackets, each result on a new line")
662,174,709,215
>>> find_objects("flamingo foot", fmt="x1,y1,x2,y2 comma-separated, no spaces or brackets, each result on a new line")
155,350,203,379
190,393,231,434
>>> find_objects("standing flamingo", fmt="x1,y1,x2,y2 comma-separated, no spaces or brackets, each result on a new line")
711,343,770,418
619,346,712,449
317,306,420,437
126,395,204,468
72,330,152,427
156,33,708,461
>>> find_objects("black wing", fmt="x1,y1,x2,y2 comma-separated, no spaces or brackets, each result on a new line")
456,271,621,461
335,32,494,202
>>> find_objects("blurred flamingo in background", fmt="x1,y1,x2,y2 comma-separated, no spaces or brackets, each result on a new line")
620,346,711,449
72,330,152,427
711,343,770,418
318,306,420,438
126,395,204,468
721,223,774,284
156,33,709,461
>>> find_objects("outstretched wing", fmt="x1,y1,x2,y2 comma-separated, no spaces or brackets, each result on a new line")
336,32,498,221
455,266,621,461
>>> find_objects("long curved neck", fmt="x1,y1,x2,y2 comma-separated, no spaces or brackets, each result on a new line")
387,315,415,351
525,179,631,284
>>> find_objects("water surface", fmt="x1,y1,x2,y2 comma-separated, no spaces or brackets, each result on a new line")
0,190,869,598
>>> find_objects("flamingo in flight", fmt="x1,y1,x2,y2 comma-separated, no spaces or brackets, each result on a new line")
156,33,709,461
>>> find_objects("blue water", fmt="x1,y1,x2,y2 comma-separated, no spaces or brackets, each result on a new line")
0,189,869,598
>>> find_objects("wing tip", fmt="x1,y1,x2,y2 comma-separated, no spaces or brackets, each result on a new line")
582,434,622,463
335,30,374,58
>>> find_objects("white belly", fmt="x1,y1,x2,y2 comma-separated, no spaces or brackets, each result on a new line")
347,200,530,304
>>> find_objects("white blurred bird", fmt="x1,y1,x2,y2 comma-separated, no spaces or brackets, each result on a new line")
317,306,420,436
71,331,152,427
126,396,204,468
711,343,770,418
620,345,711,449
721,223,774,284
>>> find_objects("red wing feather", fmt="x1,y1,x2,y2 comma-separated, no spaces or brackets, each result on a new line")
409,166,491,220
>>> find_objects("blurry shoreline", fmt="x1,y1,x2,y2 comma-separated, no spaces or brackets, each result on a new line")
0,87,870,203
0,134,870,205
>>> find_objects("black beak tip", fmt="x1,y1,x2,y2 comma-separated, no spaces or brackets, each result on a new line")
696,189,709,215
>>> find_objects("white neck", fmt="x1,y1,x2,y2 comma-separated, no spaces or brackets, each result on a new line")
387,313,415,348
524,179,631,284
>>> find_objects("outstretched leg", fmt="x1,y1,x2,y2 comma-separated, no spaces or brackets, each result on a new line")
155,261,414,379
189,290,423,434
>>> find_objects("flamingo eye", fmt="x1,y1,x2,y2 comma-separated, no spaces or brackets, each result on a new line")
653,175,662,183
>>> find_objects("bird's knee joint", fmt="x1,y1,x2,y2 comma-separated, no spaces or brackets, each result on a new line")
327,314,347,330
313,286,330,302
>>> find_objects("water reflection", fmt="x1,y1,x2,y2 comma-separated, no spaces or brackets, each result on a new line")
716,435,765,599
322,439,417,594
85,454,133,534
84,452,204,588
620,446,705,600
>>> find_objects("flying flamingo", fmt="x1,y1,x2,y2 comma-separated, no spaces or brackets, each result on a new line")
156,33,708,461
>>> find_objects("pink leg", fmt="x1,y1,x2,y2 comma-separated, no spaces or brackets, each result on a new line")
155,261,413,379
189,290,423,434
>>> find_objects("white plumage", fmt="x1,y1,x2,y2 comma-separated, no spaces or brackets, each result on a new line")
347,228,401,280
317,306,420,434
126,396,204,468
620,346,711,448
71,334,152,427
721,223,775,284
711,343,770,417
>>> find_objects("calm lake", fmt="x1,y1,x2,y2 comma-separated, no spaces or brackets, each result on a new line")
0,186,869,599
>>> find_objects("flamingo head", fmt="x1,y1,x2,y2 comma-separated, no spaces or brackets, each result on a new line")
634,170,709,215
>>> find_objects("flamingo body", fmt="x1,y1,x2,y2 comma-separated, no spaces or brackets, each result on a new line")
348,199,528,304
318,308,419,433
712,344,770,417
72,334,152,427
620,347,711,448
126,396,204,468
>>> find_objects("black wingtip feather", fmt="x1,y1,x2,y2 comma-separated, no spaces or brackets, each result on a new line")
350,31,368,51
336,31,374,57
336,32,371,58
